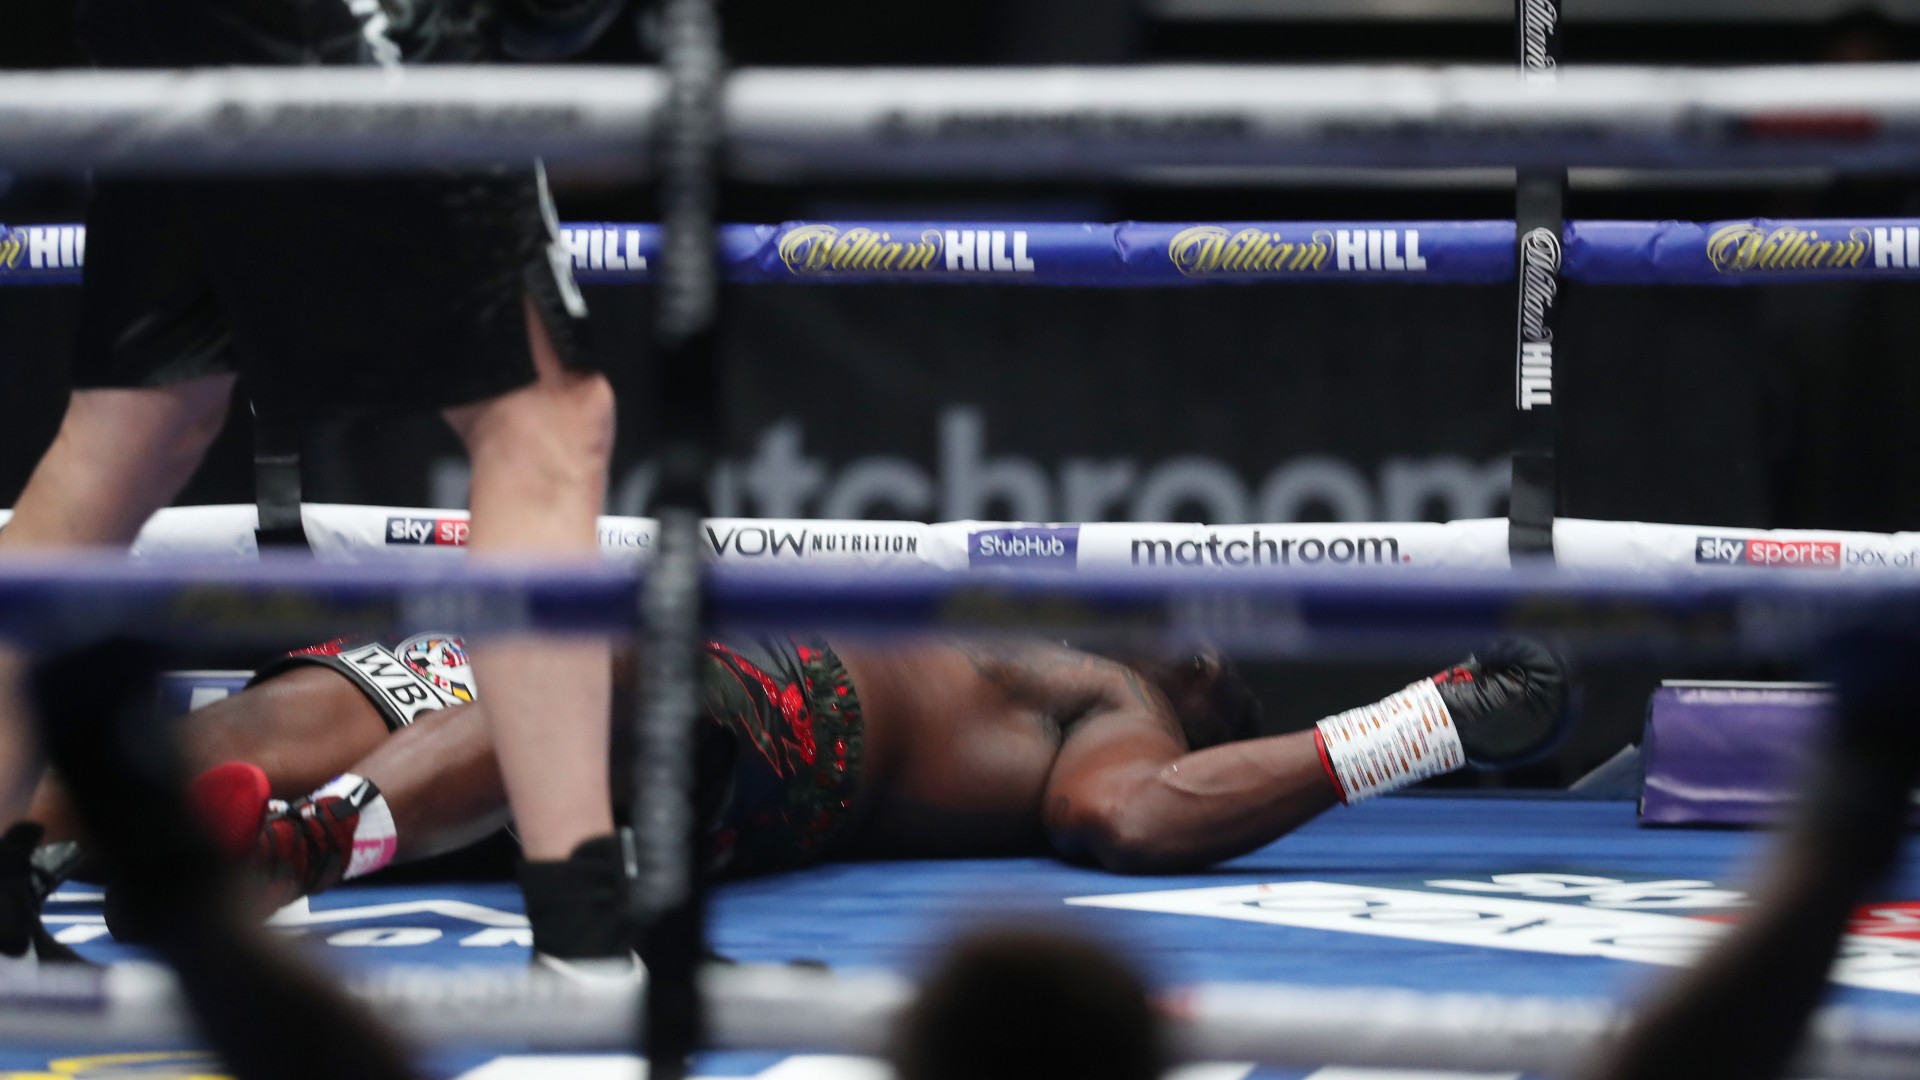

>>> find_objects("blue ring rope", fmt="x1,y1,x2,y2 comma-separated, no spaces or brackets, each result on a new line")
0,556,1914,659
8,219,1920,287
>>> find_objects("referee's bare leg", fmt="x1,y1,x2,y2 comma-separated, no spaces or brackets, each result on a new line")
0,375,237,821
444,297,623,965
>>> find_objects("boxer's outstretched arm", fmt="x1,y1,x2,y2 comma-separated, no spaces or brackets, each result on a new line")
1042,687,1338,874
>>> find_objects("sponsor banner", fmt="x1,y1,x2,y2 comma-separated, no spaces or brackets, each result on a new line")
384,514,471,548
1569,218,1920,285
702,518,928,568
752,221,1514,285
1691,534,1843,570
761,223,1098,283
18,218,1920,288
1068,870,1920,995
66,505,1920,575
0,220,1512,287
297,504,657,563
964,524,1081,569
1074,522,1503,571
1120,222,1511,283
0,222,84,284
1555,518,1920,574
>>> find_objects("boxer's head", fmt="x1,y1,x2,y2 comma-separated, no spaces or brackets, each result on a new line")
1124,647,1264,750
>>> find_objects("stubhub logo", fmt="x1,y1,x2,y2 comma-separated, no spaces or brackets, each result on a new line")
387,516,470,547
1695,535,1841,569
969,526,1079,568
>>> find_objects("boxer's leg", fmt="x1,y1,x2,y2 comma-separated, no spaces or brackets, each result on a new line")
28,665,392,844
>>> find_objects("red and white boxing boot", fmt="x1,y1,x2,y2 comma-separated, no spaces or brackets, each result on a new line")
190,762,398,908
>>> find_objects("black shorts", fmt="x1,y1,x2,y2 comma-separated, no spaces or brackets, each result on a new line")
70,0,595,422
254,634,478,732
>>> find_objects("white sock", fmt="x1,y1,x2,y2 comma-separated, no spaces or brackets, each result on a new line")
312,773,398,880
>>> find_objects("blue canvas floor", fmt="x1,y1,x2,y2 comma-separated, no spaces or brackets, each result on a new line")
15,796,1920,1079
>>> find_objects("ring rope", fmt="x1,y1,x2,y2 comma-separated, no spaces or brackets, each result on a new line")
3,504,1905,576
0,963,1913,1079
11,64,1920,174
9,219,1917,286
0,530,1914,657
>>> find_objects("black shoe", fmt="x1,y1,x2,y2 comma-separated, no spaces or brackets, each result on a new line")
0,823,89,966
520,834,637,970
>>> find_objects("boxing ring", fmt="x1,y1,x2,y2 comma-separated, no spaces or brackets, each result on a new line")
14,0,1920,1076
15,796,1920,1080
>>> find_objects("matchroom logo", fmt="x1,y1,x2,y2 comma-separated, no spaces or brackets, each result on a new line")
1129,532,1406,568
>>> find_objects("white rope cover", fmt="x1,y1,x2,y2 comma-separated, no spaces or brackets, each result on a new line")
0,963,1914,1078
0,67,661,173
10,64,1920,174
4,504,1914,577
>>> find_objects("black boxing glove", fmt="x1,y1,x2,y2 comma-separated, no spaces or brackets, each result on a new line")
1314,637,1572,804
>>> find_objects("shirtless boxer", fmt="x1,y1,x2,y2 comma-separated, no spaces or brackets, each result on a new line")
20,633,1568,929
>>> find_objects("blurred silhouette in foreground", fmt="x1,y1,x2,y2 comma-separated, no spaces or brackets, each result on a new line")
1591,624,1920,1080
30,638,418,1080
890,926,1166,1080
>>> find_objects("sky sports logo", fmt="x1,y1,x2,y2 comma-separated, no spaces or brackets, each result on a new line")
386,516,470,547
969,526,1079,568
1694,536,1841,569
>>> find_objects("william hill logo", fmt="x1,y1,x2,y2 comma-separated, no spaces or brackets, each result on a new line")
1707,223,1869,275
0,225,84,271
1169,226,1427,276
777,225,1035,275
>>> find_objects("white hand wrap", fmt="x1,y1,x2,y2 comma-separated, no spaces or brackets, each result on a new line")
1314,678,1465,804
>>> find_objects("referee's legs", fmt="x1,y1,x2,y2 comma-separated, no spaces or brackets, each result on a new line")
0,374,237,820
444,297,622,960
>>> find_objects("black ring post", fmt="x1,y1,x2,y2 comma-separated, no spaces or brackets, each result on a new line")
251,406,310,552
1510,0,1564,563
635,0,724,1078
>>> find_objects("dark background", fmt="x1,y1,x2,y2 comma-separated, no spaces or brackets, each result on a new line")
7,1,1920,786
